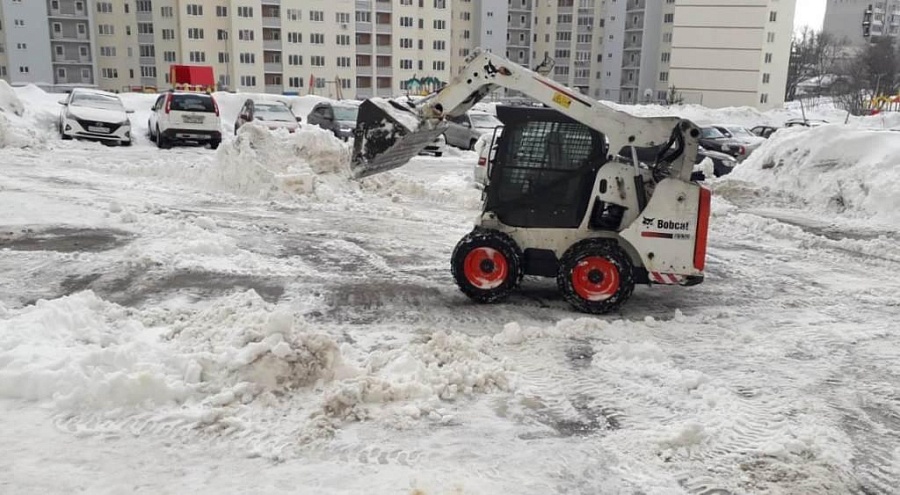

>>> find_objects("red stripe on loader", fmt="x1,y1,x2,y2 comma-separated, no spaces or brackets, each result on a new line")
694,187,712,271
641,232,674,239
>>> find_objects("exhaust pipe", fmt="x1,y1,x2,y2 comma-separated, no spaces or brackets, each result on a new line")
350,99,447,179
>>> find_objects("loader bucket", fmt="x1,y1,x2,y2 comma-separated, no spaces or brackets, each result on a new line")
350,99,447,179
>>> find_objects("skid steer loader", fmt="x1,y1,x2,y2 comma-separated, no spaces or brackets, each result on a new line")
350,49,711,314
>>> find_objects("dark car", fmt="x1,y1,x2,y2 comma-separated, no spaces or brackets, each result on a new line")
699,127,752,162
692,146,738,181
307,102,359,141
750,125,779,138
711,125,764,156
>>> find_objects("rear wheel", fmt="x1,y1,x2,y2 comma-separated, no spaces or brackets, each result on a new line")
209,139,221,150
451,229,523,304
557,239,635,314
156,127,172,149
148,121,156,142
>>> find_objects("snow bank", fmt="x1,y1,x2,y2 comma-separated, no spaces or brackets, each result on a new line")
0,289,513,453
724,125,900,225
0,79,25,116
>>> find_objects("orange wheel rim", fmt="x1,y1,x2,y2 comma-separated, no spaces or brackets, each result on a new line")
572,256,619,301
463,247,508,290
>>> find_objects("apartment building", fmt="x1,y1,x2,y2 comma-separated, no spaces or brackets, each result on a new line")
824,0,900,45
0,0,56,85
667,0,795,110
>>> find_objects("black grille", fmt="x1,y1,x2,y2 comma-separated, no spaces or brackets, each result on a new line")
487,107,606,229
75,118,121,134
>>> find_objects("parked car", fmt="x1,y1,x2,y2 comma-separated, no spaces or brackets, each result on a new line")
698,127,754,162
750,125,780,138
711,125,765,156
148,91,222,149
307,101,359,140
444,111,503,150
693,146,739,181
57,88,134,146
234,99,300,134
784,118,828,128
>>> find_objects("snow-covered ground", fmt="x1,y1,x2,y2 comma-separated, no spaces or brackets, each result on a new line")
2,85,900,494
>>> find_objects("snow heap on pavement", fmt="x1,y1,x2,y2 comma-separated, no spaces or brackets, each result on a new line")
725,125,900,225
0,79,25,116
0,289,512,456
0,82,46,149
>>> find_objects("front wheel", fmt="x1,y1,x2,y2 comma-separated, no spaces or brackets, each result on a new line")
557,239,635,314
451,229,523,304
209,140,220,150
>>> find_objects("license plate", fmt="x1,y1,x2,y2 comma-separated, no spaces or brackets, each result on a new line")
178,133,203,139
183,115,204,124
88,126,110,133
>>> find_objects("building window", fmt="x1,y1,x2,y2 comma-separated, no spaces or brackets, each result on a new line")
767,32,775,43
218,52,229,63
162,29,175,40
769,11,777,22
75,1,83,11
241,76,257,86
138,23,154,35
287,9,301,20
54,45,64,57
400,38,413,48
659,71,669,82
288,54,303,65
19,66,29,73
355,11,370,23
187,28,204,39
336,12,350,24
217,6,227,17
78,23,87,35
400,59,413,69
760,93,769,104
288,32,302,43
136,1,151,13
13,19,24,27
239,30,255,41
164,51,176,62
433,40,446,50
189,51,205,62
57,68,67,79
434,0,446,7
218,29,228,41
664,13,674,23
102,68,119,78
160,6,173,17
663,32,672,43
16,43,26,50
337,56,351,67
239,53,256,64
80,46,89,57
100,46,115,57
765,53,773,63
336,35,351,45
311,33,324,44
238,6,253,17
661,52,670,63
400,16,414,27
433,20,446,29
310,10,324,22
311,55,325,66
762,73,770,84
98,24,114,35
186,4,202,16
288,77,304,88
433,61,445,71
140,66,156,78
96,2,112,13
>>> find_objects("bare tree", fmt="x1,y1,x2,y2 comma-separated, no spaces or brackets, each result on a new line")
832,37,900,115
785,28,846,101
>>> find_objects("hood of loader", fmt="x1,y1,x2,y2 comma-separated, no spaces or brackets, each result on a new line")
350,99,448,179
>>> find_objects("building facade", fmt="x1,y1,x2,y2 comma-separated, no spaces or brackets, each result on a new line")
824,0,900,46
0,0,796,108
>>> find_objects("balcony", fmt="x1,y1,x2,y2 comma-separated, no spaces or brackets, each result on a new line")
264,39,282,50
376,44,391,55
138,33,154,44
356,86,374,99
357,65,373,76
51,31,90,42
376,65,392,76
376,23,392,34
264,63,282,73
375,0,392,12
265,85,283,94
139,56,155,66
357,22,373,32
48,10,89,19
263,16,282,28
141,77,158,86
356,43,373,53
261,0,281,4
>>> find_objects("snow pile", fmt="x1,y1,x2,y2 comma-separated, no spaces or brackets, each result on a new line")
199,123,352,199
724,125,900,225
0,82,48,149
0,79,25,116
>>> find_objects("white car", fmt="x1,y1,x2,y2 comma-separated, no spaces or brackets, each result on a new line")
445,111,503,150
148,91,222,149
473,130,501,188
58,89,134,146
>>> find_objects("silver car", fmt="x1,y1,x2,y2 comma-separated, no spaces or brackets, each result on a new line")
444,111,503,150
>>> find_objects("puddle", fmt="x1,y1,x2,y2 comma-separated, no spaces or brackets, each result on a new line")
0,227,133,253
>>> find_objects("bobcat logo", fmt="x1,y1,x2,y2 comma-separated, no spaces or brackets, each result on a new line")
642,217,655,226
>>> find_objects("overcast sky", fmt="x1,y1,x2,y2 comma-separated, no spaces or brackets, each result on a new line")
794,0,827,31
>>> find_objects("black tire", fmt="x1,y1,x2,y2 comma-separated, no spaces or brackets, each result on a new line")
557,238,635,314
148,121,156,142
59,123,72,140
434,152,443,157
451,229,523,304
156,127,172,149
122,139,133,147
209,140,220,150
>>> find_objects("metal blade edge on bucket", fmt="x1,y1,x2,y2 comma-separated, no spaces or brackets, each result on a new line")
350,98,448,179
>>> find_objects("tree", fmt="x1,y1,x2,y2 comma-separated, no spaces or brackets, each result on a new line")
785,28,846,100
832,36,900,115
665,85,684,105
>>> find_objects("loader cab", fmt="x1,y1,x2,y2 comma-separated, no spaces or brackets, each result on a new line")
486,106,608,229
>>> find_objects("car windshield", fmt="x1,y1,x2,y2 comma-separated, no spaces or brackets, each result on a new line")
333,106,359,122
254,103,294,121
71,92,123,109
701,127,726,139
470,114,502,128
171,94,215,112
726,126,754,137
